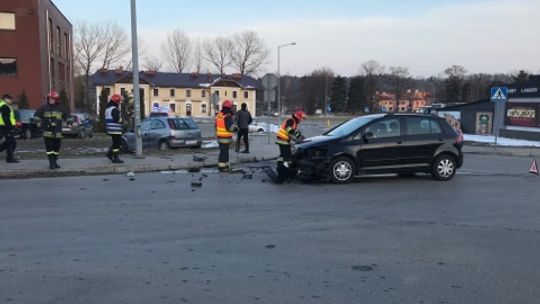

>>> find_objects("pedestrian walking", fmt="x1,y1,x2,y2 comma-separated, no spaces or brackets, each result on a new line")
105,94,124,164
235,102,252,153
34,91,69,169
0,94,20,163
273,111,306,183
215,100,235,172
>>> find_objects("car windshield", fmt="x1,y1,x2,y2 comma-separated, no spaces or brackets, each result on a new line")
324,115,383,137
167,118,198,130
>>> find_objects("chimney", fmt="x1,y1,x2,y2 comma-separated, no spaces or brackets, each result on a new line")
115,66,124,74
145,70,156,76
232,73,242,80
191,72,199,79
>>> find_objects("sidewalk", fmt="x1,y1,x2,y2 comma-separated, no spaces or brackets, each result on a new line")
2,135,540,179
0,135,279,179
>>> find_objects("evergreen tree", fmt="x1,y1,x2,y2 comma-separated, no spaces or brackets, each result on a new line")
18,90,30,109
330,76,348,113
444,65,467,103
98,89,109,132
347,76,366,113
59,89,69,108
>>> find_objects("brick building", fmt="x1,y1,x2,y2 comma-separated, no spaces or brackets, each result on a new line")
0,0,73,110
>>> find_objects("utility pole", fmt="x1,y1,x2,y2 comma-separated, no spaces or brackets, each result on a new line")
277,42,296,116
130,0,143,157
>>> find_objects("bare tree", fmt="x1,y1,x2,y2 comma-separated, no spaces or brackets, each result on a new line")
100,22,130,70
192,38,205,74
389,66,412,101
360,60,385,110
203,36,233,76
162,29,192,73
143,54,163,71
74,21,108,109
230,31,270,76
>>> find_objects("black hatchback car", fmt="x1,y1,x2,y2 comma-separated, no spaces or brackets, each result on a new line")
293,113,464,183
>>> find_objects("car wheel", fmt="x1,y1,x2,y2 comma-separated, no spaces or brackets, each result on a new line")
24,129,32,140
257,128,264,133
329,156,356,184
431,154,456,181
158,140,169,151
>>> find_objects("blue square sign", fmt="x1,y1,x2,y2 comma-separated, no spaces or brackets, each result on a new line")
491,87,508,102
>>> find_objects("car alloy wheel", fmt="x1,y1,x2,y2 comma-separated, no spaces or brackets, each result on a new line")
159,140,169,151
432,155,456,181
330,156,355,184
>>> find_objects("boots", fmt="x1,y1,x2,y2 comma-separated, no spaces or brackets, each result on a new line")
53,155,60,169
106,149,114,161
48,155,56,170
112,152,124,164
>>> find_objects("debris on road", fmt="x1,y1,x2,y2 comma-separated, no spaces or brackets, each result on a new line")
242,173,253,180
191,181,203,188
201,140,219,149
187,167,201,173
126,171,135,181
192,155,208,162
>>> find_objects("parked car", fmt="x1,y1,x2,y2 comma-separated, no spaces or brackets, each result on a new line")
14,109,41,139
248,119,267,133
62,113,93,138
293,113,464,183
121,116,202,152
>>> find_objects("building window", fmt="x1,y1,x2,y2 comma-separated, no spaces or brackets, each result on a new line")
201,90,206,98
214,90,219,97
170,103,176,113
121,88,126,95
201,104,207,113
153,88,159,97
224,91,227,97
244,91,249,99
0,58,17,75
104,87,111,96
233,91,237,98
48,18,53,51
186,104,192,116
186,89,191,98
170,89,175,97
56,26,61,54
0,12,16,30
64,33,69,59
50,58,55,83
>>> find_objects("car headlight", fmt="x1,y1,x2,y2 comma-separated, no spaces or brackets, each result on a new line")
307,148,326,157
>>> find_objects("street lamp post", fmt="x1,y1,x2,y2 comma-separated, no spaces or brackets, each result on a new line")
277,42,296,116
130,0,143,157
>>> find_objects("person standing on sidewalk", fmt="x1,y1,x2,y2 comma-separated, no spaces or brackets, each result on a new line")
34,91,69,170
215,100,235,172
273,111,306,183
235,102,252,154
0,94,19,163
105,94,124,164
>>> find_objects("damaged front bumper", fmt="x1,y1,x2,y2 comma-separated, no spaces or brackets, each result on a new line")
292,150,331,180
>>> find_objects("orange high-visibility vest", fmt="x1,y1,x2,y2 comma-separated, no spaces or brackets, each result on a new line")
215,112,233,139
276,118,297,144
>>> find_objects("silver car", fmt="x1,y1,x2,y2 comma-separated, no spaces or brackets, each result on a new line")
122,117,202,152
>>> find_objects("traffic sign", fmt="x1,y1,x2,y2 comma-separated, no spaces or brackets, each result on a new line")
491,87,508,102
262,73,278,90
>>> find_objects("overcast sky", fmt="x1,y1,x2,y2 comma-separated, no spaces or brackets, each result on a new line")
54,0,540,77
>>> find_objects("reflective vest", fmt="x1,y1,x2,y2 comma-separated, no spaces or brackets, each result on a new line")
276,118,297,145
215,112,233,143
0,100,16,127
105,106,122,134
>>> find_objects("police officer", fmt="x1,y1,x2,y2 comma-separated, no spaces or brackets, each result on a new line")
0,94,19,163
105,94,124,164
215,100,234,172
34,91,69,169
274,111,306,183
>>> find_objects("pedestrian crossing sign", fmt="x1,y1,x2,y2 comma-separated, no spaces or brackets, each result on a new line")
491,87,508,102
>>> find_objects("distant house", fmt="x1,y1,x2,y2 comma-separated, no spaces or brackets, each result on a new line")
90,69,258,117
377,90,429,112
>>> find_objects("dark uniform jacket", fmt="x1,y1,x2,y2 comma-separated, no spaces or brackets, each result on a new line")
34,103,69,138
235,109,253,129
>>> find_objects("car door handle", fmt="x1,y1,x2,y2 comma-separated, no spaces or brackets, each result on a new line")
396,140,403,144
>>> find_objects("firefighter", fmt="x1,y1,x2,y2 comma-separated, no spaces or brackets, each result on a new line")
215,100,235,172
105,94,124,164
34,91,69,169
273,111,306,183
0,94,19,163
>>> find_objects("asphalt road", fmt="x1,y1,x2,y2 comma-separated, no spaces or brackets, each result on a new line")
1,154,539,304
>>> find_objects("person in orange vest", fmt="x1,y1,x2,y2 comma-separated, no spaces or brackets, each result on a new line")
273,111,306,183
215,100,235,172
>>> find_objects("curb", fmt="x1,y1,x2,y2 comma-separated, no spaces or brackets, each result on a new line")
0,155,279,180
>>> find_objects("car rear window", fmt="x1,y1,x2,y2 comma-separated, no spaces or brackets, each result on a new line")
405,117,443,135
168,118,198,130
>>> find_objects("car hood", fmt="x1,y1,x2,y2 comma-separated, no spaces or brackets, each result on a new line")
296,135,342,149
